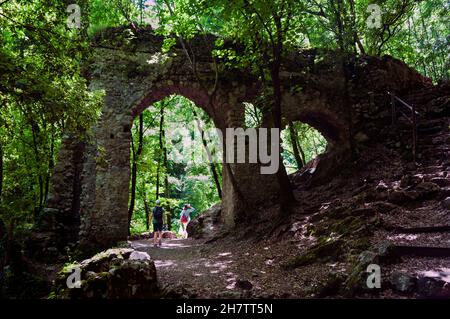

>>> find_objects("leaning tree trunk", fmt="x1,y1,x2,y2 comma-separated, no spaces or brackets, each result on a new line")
288,123,304,170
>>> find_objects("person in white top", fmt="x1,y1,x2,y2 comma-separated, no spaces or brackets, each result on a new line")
179,204,195,239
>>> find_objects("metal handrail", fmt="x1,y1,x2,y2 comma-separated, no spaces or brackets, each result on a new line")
387,91,418,163
388,91,420,115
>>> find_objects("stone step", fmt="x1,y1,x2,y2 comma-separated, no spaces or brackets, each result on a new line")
429,177,450,187
418,146,450,154
417,165,446,174
393,245,450,257
419,134,450,145
419,145,450,152
393,225,450,234
411,173,444,181
419,151,450,160
418,126,443,135
418,118,445,127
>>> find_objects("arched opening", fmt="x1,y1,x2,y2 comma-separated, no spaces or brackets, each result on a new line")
128,94,222,237
281,121,328,175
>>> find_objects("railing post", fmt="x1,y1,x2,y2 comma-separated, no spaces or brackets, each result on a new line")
412,103,417,163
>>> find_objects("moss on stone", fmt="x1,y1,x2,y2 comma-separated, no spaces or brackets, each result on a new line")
283,239,344,269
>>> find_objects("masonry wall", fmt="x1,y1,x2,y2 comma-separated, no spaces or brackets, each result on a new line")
44,27,431,254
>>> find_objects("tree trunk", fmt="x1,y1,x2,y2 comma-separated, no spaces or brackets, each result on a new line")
143,193,150,231
30,122,44,213
161,106,172,230
128,114,144,234
270,63,295,206
298,142,306,166
288,122,304,170
193,110,222,199
44,136,55,206
334,0,346,51
156,105,165,199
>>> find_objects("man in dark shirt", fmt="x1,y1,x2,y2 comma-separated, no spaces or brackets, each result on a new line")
153,199,164,247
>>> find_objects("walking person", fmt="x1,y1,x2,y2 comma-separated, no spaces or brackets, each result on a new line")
179,204,194,239
152,199,164,247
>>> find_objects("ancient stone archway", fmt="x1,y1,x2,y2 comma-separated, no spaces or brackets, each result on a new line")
46,27,429,254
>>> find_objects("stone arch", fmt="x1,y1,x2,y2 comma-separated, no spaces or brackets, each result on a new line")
131,82,224,128
284,108,348,150
44,27,430,255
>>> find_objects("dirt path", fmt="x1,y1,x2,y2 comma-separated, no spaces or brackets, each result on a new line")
130,237,317,298
131,238,238,298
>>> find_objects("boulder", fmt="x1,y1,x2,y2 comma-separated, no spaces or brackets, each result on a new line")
186,203,221,239
375,241,399,263
343,250,379,295
129,251,151,261
390,272,416,293
52,248,159,299
417,272,450,299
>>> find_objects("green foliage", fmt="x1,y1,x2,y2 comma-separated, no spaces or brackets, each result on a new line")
129,95,220,234
0,0,102,235
155,0,448,82
282,122,327,174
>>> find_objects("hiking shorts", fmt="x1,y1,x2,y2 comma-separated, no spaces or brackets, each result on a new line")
153,222,163,232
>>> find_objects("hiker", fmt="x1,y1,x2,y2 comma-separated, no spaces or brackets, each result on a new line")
152,199,164,247
180,204,194,239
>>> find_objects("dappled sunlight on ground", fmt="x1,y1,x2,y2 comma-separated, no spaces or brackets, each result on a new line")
157,239,198,249
420,268,450,282
154,260,178,268
387,234,418,241
131,238,244,295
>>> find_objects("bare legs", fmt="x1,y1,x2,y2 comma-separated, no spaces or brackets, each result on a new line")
153,231,162,247
181,221,189,239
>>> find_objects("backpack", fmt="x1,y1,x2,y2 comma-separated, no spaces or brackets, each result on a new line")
153,206,164,223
